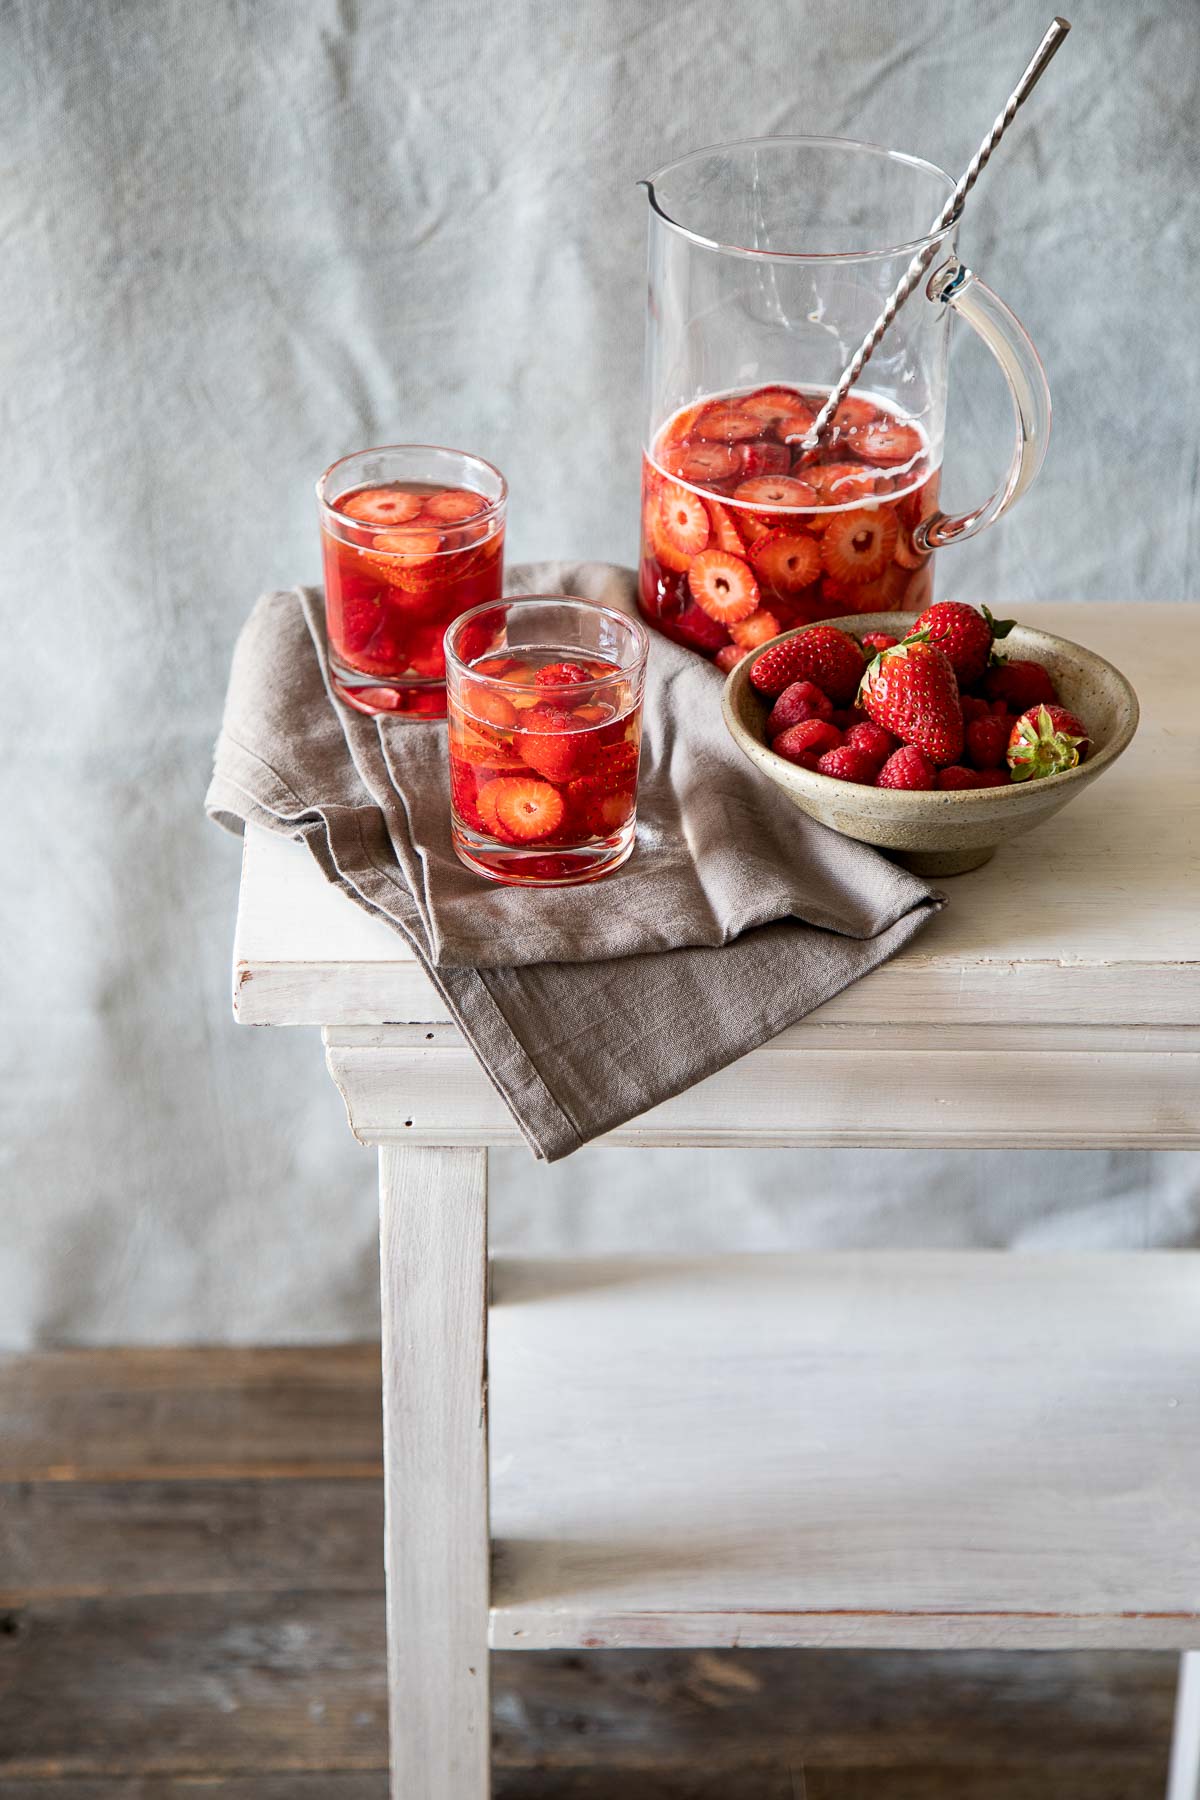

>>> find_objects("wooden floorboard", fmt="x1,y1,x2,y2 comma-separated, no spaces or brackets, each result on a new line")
0,1347,1178,1797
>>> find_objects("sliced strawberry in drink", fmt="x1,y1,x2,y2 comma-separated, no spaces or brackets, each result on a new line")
728,610,781,651
663,442,741,485
706,498,748,555
535,661,595,690
335,584,386,654
406,624,447,678
820,507,899,584
482,776,567,845
740,386,816,440
694,404,762,442
829,395,881,445
450,760,487,832
736,440,791,480
672,602,731,653
805,462,884,507
748,528,822,594
686,549,760,624
366,528,445,591
338,486,424,525
514,704,587,783
423,487,486,522
856,418,923,467
652,480,711,571
893,521,928,569
732,474,818,509
460,682,518,730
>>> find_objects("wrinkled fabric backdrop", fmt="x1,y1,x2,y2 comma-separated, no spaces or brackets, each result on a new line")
3,0,1198,1344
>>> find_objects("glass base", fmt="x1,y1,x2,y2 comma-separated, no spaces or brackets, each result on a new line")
451,818,636,887
331,659,447,720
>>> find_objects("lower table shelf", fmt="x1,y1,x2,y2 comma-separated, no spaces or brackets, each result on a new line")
487,1251,1200,1652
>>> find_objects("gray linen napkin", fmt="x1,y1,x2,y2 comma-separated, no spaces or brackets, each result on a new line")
207,562,943,1159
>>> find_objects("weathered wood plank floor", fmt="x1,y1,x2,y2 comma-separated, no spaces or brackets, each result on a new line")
0,1346,1178,1797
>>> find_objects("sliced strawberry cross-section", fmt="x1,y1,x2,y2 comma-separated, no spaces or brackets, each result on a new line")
478,775,566,844
686,548,760,624
663,442,740,485
748,528,821,595
732,474,818,510
693,404,762,442
534,661,595,690
652,479,711,571
423,487,486,522
820,507,899,584
337,486,424,526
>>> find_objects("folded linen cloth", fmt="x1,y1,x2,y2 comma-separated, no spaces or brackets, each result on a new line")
207,562,943,1158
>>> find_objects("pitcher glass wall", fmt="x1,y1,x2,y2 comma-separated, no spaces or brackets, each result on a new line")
638,138,1051,661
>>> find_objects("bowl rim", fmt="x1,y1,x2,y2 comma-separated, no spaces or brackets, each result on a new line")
721,611,1141,804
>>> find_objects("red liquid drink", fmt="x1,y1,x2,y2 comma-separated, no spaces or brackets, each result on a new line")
445,598,648,886
317,446,506,719
639,384,939,664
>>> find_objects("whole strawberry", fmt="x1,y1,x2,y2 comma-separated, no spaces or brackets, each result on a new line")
1007,704,1090,782
858,634,964,766
876,744,936,790
984,658,1058,713
749,624,865,703
912,601,1013,688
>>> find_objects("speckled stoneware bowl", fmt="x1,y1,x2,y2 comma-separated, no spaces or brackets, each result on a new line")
722,612,1140,877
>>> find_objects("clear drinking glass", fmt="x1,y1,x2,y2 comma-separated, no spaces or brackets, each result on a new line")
316,444,506,718
637,137,1051,661
445,597,649,886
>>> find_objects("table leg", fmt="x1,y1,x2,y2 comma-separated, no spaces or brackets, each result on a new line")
378,1145,490,1800
1169,1653,1200,1800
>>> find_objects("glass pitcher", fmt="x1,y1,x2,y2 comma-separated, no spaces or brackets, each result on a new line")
637,137,1050,662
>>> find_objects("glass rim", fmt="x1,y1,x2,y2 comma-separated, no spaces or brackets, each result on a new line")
315,443,508,546
445,595,651,692
642,134,958,265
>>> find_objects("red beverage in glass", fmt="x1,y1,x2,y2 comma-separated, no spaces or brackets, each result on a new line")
317,445,506,718
638,384,939,665
445,598,648,886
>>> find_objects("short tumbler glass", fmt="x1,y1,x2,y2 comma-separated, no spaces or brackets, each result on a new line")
317,444,507,719
445,597,650,886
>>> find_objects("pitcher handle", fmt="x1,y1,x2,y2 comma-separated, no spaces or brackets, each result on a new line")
915,259,1052,552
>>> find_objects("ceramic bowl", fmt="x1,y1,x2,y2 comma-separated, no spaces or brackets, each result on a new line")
722,612,1140,877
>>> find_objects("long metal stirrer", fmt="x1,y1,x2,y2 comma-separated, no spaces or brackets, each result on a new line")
799,16,1071,457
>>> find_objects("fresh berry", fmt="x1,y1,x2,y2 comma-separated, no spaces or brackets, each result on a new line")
842,720,897,766
535,661,594,690
513,704,587,783
771,718,843,763
858,635,964,765
687,549,760,623
748,529,822,594
973,768,1011,788
729,610,781,650
913,601,1014,687
460,682,519,730
406,624,447,678
732,475,818,509
694,403,762,441
715,643,749,673
423,488,485,523
820,508,899,584
338,486,424,525
766,680,835,736
829,395,881,442
938,765,981,791
817,745,877,784
966,713,1011,770
984,658,1059,713
652,480,711,570
478,775,566,844
672,602,731,654
664,442,740,485
830,705,869,732
736,441,791,480
876,744,936,790
1007,704,1090,782
960,694,990,723
749,624,865,704
855,418,923,467
370,527,443,567
860,632,899,655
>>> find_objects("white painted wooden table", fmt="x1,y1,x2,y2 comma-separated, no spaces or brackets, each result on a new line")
232,604,1200,1799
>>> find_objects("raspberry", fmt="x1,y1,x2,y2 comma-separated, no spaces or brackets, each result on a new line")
860,632,899,656
938,765,981,790
817,745,877,784
876,744,936,790
771,719,843,765
535,662,594,690
714,643,748,673
842,721,897,767
765,681,834,736
966,713,1010,770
